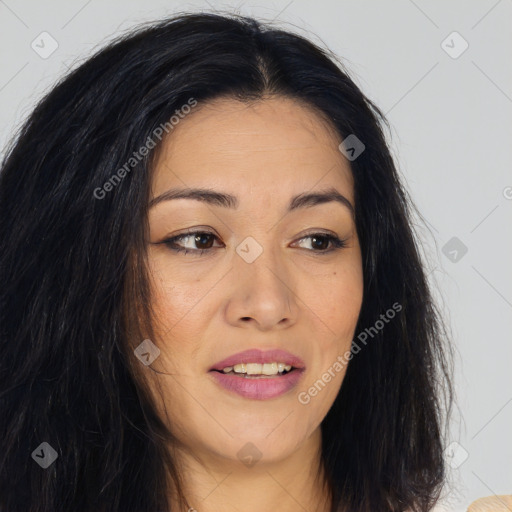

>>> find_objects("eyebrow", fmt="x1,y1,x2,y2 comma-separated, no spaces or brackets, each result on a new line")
148,186,354,215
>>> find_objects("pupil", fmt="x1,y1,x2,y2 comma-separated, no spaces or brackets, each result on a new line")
312,236,328,250
195,234,213,249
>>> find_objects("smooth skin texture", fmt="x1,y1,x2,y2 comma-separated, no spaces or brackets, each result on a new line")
144,96,364,512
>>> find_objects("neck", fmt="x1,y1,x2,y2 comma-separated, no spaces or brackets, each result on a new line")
167,427,331,512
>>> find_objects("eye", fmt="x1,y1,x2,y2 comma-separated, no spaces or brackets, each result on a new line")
156,230,347,256
160,230,223,256
292,233,347,253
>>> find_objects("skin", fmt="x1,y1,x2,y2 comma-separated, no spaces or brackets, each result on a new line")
144,96,363,512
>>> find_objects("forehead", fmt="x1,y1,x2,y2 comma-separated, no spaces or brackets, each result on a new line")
151,96,354,202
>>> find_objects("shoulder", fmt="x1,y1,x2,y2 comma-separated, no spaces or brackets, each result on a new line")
467,495,512,511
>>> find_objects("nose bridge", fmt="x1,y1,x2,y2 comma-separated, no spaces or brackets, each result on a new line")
235,234,289,293
227,233,297,327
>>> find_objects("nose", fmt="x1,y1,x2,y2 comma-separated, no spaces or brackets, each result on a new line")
224,244,299,331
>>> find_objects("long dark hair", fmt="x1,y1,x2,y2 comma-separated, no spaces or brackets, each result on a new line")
0,12,453,512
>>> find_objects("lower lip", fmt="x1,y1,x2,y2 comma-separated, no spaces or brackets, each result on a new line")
209,369,305,400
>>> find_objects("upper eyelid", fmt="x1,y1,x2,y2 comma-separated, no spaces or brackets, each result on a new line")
168,229,337,241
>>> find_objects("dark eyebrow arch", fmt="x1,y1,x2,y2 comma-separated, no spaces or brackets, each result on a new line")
149,186,354,215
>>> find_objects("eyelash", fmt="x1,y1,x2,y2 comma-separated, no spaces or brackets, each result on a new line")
159,230,348,256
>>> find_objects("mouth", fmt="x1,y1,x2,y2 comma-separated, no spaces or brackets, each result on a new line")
209,348,306,373
208,365,305,400
210,363,300,378
208,349,306,400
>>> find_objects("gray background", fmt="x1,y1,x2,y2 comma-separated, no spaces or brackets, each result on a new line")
1,1,511,510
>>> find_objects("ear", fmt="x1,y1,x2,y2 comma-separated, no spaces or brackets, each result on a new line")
467,495,512,511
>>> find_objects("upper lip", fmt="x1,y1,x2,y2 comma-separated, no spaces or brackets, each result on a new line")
209,349,306,371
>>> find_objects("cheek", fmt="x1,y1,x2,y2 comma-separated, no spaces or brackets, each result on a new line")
301,267,363,393
146,259,211,363
332,284,363,337
308,267,363,336
297,272,362,420
148,252,205,319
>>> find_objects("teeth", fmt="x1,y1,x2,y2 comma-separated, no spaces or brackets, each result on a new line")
223,362,293,375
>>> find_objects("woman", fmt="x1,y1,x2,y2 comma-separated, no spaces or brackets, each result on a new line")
0,12,453,512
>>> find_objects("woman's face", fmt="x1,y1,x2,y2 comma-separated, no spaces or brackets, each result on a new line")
145,96,363,467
